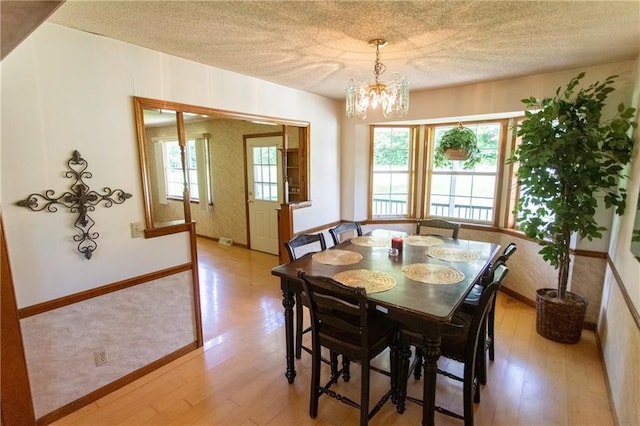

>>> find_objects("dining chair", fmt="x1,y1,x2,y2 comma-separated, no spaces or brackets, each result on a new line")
409,261,508,383
328,221,363,246
416,218,460,239
284,233,327,359
402,280,503,426
462,242,517,383
298,272,398,426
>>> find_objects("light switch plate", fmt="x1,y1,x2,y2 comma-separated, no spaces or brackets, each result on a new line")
130,222,144,238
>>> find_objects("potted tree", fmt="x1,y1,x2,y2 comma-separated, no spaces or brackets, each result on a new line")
512,72,636,343
434,123,481,169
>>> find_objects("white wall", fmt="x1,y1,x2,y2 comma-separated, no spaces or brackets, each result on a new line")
1,23,341,308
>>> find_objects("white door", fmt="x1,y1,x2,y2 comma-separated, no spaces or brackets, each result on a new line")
246,136,283,255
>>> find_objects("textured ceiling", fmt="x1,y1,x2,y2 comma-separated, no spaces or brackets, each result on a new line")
48,0,640,100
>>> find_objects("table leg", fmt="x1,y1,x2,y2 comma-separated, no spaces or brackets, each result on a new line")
422,335,441,426
395,333,411,413
282,287,296,383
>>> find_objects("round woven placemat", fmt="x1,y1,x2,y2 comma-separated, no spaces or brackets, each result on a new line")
405,235,444,247
312,249,363,265
350,236,389,247
425,247,479,262
332,269,396,293
402,263,465,284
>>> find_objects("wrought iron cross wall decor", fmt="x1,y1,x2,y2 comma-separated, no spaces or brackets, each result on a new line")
16,150,132,260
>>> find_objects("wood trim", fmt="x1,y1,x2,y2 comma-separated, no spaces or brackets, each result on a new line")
492,119,509,228
574,249,607,259
143,222,192,238
18,263,193,318
1,0,65,61
301,220,342,235
176,112,192,223
298,126,309,201
132,96,155,228
132,96,310,128
499,286,535,308
593,331,621,426
189,223,203,346
289,200,312,210
607,255,640,331
277,204,294,264
1,212,36,425
277,207,330,263
35,342,197,426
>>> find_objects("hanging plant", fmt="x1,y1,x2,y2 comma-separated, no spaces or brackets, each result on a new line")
434,123,481,169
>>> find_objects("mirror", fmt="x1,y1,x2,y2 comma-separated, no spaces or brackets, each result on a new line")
631,188,640,261
133,97,309,241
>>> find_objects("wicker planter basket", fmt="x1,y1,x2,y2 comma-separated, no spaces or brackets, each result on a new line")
443,148,469,161
536,288,587,344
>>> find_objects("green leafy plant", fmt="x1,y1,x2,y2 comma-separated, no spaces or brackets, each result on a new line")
434,124,481,169
511,72,636,300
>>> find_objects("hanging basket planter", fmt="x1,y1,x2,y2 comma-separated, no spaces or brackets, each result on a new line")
434,123,481,169
443,148,470,161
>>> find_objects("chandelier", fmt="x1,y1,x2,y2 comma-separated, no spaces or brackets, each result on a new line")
346,39,409,120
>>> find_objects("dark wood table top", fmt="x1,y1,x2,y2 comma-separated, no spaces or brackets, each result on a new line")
272,229,501,324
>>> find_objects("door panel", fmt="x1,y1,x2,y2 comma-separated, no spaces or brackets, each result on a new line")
246,136,283,255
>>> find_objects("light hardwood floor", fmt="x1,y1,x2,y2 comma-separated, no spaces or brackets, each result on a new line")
52,238,614,425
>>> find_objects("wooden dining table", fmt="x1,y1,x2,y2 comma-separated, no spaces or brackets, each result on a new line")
271,229,500,426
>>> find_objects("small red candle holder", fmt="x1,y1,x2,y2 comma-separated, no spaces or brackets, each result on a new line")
391,236,403,254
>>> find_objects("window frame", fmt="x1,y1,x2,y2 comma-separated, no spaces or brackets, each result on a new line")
425,120,505,225
367,118,518,228
160,136,212,204
368,125,419,219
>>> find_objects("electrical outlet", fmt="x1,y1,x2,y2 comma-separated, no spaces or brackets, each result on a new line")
94,348,109,366
130,222,144,238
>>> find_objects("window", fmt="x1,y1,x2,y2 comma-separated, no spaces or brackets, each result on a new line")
367,120,510,225
252,145,279,201
370,126,416,218
511,127,556,230
160,137,211,203
428,122,501,223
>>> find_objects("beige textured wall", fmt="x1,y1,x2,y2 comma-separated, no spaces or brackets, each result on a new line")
599,275,640,426
21,271,195,418
598,54,640,426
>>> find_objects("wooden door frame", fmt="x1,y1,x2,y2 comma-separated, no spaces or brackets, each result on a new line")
1,211,36,425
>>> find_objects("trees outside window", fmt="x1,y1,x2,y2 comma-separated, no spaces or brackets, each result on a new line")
370,127,416,218
429,122,501,222
368,120,505,224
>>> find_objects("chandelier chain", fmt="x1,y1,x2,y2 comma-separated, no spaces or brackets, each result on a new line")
373,42,386,83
